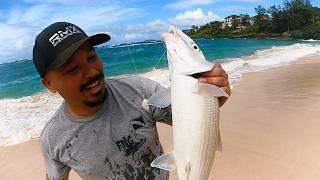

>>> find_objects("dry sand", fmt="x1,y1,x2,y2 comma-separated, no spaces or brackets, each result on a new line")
1,56,320,180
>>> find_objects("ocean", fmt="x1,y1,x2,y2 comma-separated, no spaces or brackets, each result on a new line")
1,39,320,146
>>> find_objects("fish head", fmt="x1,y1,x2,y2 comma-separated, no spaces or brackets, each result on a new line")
161,26,213,77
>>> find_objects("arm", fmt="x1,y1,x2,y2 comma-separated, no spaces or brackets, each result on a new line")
133,76,173,125
198,62,231,106
40,130,71,180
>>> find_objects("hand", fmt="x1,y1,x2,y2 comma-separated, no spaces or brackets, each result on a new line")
198,62,231,107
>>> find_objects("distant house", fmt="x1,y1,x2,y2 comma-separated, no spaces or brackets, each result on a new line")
249,17,255,26
222,14,253,30
314,12,320,22
222,15,236,29
182,29,192,34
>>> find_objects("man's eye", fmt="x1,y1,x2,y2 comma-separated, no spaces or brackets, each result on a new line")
66,66,78,74
88,54,97,62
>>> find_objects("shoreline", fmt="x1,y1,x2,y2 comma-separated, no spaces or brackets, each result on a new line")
1,55,320,179
210,55,320,180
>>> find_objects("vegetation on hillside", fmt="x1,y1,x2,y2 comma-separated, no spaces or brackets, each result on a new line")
187,0,320,39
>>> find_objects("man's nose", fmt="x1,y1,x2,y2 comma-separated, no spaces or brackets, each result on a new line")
82,64,99,79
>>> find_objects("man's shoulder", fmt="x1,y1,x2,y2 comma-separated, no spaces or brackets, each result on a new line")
107,75,163,87
106,75,151,84
40,103,65,143
106,75,163,97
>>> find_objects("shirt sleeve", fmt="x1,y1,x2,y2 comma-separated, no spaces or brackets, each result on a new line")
135,76,172,125
40,131,71,180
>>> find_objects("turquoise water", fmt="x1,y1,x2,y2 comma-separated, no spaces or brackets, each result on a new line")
0,39,312,99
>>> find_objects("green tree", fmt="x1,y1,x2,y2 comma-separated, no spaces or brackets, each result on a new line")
231,15,240,30
191,25,198,33
305,0,312,7
255,5,271,32
241,14,251,26
209,21,223,31
268,5,287,32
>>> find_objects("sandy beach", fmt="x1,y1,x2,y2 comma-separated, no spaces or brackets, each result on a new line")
1,55,320,180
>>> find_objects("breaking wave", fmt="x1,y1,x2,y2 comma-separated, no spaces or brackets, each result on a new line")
1,43,320,146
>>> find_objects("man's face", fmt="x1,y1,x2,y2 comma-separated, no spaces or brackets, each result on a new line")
42,42,107,111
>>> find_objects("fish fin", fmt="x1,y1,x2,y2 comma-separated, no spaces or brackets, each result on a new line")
198,83,229,98
151,152,176,171
185,162,191,180
217,132,223,152
147,88,171,108
142,99,150,112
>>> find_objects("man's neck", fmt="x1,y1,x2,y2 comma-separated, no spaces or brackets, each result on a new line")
66,103,103,118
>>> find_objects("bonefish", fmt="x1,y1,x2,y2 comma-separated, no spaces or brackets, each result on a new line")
144,26,229,180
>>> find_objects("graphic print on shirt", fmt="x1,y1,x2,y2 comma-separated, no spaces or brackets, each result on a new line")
65,134,80,164
104,147,162,180
115,116,147,156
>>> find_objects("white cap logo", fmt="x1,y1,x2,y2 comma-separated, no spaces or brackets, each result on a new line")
49,26,81,47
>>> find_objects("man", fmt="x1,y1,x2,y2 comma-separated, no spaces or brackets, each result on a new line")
33,22,231,180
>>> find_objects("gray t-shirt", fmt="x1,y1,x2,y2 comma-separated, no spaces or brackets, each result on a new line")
40,76,172,180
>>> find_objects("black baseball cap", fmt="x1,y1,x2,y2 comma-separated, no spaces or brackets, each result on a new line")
33,22,110,77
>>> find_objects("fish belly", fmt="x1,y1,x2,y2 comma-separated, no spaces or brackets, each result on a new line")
171,74,220,180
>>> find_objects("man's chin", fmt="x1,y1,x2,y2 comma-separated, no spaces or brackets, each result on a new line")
83,87,107,107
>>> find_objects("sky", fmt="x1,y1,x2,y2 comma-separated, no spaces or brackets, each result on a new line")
0,0,319,63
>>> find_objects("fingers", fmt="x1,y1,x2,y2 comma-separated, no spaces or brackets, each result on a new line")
199,76,229,88
201,62,228,79
219,97,228,107
220,86,231,97
198,61,231,107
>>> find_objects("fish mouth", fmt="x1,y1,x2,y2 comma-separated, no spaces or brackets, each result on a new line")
168,26,177,36
161,26,177,41
190,73,202,79
187,64,214,79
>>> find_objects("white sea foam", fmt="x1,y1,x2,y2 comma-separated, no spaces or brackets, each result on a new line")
144,43,320,87
1,43,320,146
107,41,162,49
141,68,170,87
0,93,62,146
220,43,320,86
302,39,320,42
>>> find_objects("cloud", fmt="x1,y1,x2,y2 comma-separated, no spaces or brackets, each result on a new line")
0,3,141,63
7,5,54,27
168,8,222,28
104,19,169,43
24,0,104,5
6,5,140,32
218,6,251,11
229,0,261,2
165,0,260,10
108,8,222,43
0,3,220,63
0,24,37,63
165,0,216,10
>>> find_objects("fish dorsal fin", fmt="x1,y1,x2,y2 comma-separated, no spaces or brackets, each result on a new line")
146,88,171,108
151,152,176,171
198,83,229,98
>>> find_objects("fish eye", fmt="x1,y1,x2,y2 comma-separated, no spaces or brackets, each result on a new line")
193,45,199,50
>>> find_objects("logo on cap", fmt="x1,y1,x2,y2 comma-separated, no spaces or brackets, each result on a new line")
49,26,81,47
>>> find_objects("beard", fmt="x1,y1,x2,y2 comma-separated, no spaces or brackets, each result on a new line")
83,85,107,107
80,72,107,107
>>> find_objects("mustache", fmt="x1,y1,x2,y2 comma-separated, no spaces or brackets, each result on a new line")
80,73,105,92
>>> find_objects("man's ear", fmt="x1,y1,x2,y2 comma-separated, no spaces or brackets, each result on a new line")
41,77,57,93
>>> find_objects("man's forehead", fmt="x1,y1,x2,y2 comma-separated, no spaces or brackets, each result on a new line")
59,57,74,69
59,43,95,68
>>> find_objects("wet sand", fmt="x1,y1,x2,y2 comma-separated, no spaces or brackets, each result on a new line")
1,56,320,179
